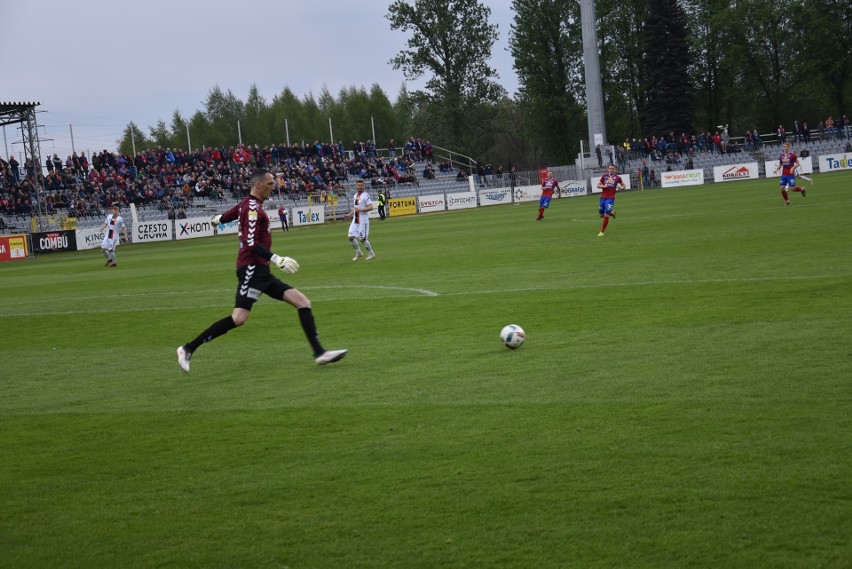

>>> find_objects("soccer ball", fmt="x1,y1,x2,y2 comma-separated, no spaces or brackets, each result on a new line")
500,324,526,349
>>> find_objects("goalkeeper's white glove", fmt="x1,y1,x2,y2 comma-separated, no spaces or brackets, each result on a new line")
211,214,222,225
270,254,299,274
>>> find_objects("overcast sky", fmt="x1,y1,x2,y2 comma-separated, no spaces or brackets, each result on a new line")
2,0,519,162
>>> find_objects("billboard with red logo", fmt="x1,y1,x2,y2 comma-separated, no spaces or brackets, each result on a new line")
0,234,29,262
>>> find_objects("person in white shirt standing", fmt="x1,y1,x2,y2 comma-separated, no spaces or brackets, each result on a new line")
100,203,129,267
346,179,376,261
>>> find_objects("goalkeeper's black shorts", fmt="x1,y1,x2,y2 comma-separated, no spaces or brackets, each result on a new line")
234,264,292,310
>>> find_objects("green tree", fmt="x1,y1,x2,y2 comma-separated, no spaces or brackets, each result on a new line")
490,96,544,170
318,86,336,118
368,84,399,150
116,121,151,155
169,110,190,152
509,0,585,164
333,86,360,146
187,111,213,151
683,0,736,131
204,85,245,147
796,0,852,118
387,0,505,156
640,0,695,137
244,83,269,146
594,0,648,141
103,0,852,168
299,93,323,146
269,87,304,146
723,0,801,127
148,119,172,149
317,86,342,144
392,84,415,143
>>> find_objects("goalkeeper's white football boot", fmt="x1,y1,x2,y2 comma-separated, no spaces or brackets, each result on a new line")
366,252,375,260
352,250,363,261
315,349,348,365
176,346,192,373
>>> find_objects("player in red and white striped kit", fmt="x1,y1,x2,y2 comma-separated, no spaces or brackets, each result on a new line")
597,164,625,236
773,143,807,205
536,170,560,221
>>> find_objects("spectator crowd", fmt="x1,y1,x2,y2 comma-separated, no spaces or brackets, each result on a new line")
0,137,436,220
595,114,850,170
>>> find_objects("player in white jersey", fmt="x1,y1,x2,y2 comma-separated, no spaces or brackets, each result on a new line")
794,165,813,185
346,179,376,260
100,203,129,267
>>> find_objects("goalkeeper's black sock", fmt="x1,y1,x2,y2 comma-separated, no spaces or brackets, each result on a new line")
186,316,237,353
298,307,325,357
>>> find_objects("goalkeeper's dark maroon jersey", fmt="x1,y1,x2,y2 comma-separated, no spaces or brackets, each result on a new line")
220,195,271,268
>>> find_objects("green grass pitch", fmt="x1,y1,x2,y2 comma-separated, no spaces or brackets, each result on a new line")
1,172,851,568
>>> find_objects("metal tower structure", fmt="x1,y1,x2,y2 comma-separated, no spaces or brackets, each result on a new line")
580,0,607,158
1,102,46,217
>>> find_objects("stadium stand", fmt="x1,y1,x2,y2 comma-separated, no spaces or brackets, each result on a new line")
616,129,851,186
1,124,850,232
0,137,443,230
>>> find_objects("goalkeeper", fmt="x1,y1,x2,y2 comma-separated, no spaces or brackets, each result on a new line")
177,168,347,372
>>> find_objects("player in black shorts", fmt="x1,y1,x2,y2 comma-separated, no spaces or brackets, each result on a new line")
176,168,347,372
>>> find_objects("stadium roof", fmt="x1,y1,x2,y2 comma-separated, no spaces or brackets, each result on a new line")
0,102,41,126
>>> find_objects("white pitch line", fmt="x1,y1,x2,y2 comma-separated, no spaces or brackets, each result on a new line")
0,275,843,317
17,285,440,306
24,289,235,304
0,285,440,317
439,273,841,297
308,284,439,297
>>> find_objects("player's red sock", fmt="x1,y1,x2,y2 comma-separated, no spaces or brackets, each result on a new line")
793,186,804,193
780,188,789,203
537,207,544,220
601,216,610,232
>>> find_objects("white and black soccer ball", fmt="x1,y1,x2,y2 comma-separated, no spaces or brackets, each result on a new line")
500,324,526,349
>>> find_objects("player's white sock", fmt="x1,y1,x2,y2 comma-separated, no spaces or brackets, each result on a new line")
363,240,373,254
350,241,362,253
